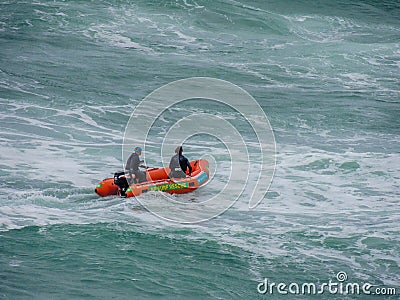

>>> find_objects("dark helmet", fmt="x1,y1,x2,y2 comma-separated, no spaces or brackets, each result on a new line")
175,146,183,155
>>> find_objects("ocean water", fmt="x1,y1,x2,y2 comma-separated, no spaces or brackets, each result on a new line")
1,0,399,299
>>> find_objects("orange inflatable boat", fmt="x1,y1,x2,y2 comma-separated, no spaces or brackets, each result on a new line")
95,159,209,197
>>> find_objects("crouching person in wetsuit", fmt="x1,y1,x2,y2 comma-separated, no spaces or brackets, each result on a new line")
115,146,147,197
169,146,192,179
126,146,147,184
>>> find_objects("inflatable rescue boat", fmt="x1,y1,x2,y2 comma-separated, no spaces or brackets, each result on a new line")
95,159,209,197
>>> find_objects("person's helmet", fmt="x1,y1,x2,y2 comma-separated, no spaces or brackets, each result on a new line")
134,146,142,153
175,146,183,154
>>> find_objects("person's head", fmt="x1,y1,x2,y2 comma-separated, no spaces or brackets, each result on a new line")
134,146,142,155
175,146,183,155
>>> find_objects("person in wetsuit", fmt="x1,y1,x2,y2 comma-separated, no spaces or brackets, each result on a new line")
125,146,147,184
169,146,192,179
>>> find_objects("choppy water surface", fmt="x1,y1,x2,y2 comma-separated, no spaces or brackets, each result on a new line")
1,0,399,299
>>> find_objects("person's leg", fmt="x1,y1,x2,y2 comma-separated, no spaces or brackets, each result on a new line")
138,171,147,183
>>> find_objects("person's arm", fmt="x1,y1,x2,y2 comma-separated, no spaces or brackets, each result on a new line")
186,157,192,175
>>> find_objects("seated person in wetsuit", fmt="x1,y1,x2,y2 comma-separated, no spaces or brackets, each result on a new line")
169,146,192,179
125,146,147,184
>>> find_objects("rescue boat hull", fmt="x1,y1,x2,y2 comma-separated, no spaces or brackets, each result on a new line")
95,159,209,197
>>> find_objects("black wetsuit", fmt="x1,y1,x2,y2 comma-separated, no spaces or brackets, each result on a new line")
169,154,192,178
126,153,146,183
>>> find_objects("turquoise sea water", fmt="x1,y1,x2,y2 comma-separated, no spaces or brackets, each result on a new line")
1,0,399,299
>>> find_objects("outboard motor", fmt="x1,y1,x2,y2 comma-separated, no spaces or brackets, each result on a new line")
113,172,129,197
